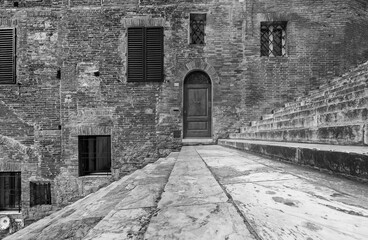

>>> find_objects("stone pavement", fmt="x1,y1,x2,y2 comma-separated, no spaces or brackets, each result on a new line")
5,145,368,240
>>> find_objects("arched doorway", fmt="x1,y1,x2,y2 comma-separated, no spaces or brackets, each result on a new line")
183,71,212,138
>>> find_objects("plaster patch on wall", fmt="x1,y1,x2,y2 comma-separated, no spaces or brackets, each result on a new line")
76,62,101,90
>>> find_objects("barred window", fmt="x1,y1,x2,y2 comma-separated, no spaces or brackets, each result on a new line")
78,136,111,176
190,13,206,44
30,182,51,207
0,172,21,211
260,22,287,57
0,28,16,84
127,27,164,82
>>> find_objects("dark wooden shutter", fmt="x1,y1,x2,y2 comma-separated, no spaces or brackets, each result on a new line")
127,28,144,82
145,27,163,82
0,28,15,84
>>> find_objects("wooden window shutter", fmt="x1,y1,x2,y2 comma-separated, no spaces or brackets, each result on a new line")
128,28,144,82
0,28,16,84
145,27,163,82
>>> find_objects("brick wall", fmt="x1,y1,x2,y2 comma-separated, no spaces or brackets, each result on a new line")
0,0,368,219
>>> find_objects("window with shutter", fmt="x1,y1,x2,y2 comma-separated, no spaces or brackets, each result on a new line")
78,136,111,176
0,28,16,84
30,182,51,207
127,27,164,82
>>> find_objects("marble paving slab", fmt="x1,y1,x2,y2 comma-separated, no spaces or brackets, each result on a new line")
83,208,154,240
226,179,368,240
201,156,260,166
114,183,165,210
144,203,257,240
158,174,228,208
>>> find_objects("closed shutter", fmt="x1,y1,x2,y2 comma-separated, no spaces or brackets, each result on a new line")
127,28,144,82
146,27,163,82
0,28,16,84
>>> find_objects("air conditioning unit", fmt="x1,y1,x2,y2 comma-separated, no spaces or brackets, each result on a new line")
0,216,10,230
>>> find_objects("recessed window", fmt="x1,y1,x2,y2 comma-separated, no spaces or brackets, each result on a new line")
78,136,111,176
0,172,21,211
127,27,164,82
190,13,206,44
260,22,287,57
30,182,51,207
0,28,16,84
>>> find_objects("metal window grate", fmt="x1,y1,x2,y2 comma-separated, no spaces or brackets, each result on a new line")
260,22,287,57
78,136,111,176
0,172,21,212
190,14,206,44
30,182,51,207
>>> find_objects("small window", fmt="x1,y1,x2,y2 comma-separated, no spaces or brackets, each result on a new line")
127,27,164,82
0,172,21,211
190,13,206,44
0,28,16,84
30,182,51,207
260,22,287,57
78,136,111,176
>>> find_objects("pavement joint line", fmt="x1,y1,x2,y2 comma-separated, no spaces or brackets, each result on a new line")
194,146,263,240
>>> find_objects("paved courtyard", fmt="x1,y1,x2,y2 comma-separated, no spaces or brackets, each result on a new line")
6,145,368,240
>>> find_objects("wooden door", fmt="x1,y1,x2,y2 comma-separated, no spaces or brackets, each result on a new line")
184,71,212,138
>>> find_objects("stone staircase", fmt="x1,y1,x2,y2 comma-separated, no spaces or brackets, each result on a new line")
4,153,178,240
219,61,368,181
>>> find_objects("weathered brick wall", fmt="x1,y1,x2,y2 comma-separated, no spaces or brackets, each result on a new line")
0,0,368,220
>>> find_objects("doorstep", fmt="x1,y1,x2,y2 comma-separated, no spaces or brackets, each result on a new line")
182,138,214,146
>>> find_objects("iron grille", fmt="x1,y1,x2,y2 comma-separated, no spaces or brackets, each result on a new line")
30,182,51,207
0,172,21,212
78,136,111,176
261,22,287,57
127,27,164,82
190,14,206,44
0,28,16,84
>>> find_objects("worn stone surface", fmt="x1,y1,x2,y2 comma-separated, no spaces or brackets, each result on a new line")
145,203,257,240
197,145,368,240
219,139,368,180
4,153,177,240
4,146,368,240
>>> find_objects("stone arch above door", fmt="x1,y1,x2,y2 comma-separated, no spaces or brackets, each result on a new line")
178,60,219,84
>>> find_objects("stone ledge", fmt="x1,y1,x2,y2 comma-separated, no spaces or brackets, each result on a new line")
219,139,368,182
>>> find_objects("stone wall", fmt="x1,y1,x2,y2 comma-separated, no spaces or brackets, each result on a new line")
0,0,368,219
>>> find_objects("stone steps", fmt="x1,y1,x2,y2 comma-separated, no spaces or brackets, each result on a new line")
4,153,179,240
237,61,368,145
219,139,368,181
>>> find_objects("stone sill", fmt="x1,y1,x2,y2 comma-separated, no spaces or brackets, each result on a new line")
0,211,22,215
79,173,112,178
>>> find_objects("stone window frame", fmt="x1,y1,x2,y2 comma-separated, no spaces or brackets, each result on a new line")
189,13,207,45
0,27,17,84
0,172,21,212
260,21,287,57
78,135,112,176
